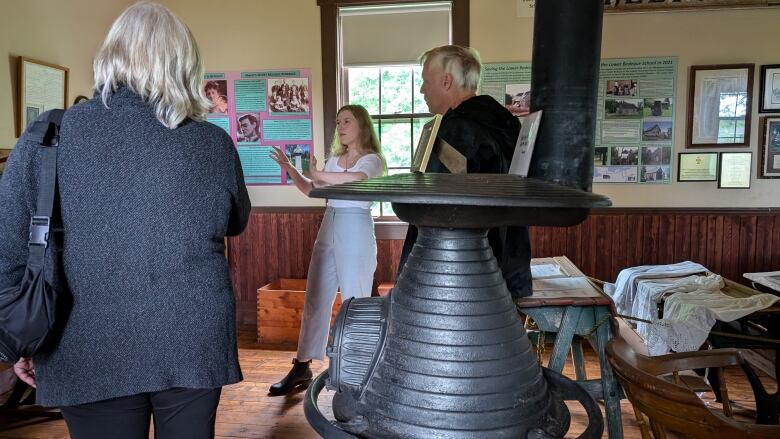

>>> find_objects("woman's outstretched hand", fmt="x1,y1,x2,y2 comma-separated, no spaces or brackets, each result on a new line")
269,146,291,168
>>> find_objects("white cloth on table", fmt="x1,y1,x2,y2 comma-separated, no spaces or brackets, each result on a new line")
644,288,779,355
604,261,708,315
630,274,722,350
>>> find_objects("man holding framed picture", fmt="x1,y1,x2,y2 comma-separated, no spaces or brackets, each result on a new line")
397,44,533,298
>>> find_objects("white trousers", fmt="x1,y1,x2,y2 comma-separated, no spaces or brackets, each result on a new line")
296,207,377,361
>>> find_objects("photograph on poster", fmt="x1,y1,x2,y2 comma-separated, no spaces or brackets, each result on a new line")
268,78,310,113
759,117,780,178
204,80,229,114
594,147,608,166
687,64,753,147
759,64,780,113
718,152,752,189
678,152,718,182
504,83,531,116
285,143,310,183
643,97,673,117
236,113,261,143
640,165,670,183
594,166,638,183
642,120,673,141
606,79,638,97
641,145,671,166
605,98,644,119
610,146,638,165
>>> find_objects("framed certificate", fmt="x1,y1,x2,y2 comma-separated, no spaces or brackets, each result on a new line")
17,57,69,137
759,64,780,113
686,64,754,148
677,152,718,182
718,152,752,189
758,116,780,178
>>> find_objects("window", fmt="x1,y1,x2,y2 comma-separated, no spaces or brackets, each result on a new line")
318,0,469,220
346,65,432,217
717,91,747,144
337,1,453,217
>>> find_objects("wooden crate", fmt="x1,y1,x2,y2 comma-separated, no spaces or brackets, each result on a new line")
256,278,341,346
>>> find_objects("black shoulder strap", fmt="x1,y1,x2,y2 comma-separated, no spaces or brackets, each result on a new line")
27,109,65,267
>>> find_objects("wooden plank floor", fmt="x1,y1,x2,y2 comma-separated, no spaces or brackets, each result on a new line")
0,326,775,438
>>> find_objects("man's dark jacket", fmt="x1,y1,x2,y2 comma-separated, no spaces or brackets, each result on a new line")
398,95,532,297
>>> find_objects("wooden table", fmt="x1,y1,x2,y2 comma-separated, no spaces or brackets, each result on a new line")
516,256,623,439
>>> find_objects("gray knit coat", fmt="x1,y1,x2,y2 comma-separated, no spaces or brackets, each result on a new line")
0,87,251,407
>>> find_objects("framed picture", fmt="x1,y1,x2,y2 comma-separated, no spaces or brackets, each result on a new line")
718,152,752,189
759,64,780,113
686,64,754,148
411,114,442,173
758,117,780,178
17,57,69,137
677,152,718,182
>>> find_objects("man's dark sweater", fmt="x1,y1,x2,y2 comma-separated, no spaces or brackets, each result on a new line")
398,95,532,297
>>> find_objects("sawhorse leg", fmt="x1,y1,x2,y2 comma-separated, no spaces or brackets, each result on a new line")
547,306,582,373
593,306,623,439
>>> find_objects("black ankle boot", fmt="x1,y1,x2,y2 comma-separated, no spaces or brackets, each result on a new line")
269,359,313,396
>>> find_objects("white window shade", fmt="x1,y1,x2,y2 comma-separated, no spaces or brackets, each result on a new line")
340,3,451,66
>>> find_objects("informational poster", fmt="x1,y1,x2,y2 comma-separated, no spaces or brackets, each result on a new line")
480,56,677,185
596,57,677,184
203,69,313,185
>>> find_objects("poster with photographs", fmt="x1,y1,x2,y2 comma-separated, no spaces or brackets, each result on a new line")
595,57,677,184
203,69,313,185
482,57,677,185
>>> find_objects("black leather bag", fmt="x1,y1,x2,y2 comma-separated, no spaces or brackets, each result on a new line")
0,110,65,364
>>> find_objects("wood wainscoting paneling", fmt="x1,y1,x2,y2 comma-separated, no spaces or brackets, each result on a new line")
228,207,780,324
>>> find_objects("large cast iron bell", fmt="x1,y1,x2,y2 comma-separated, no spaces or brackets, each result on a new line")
308,225,603,438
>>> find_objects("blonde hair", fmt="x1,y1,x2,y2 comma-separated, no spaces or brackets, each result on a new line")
93,2,210,129
420,45,482,92
330,105,386,174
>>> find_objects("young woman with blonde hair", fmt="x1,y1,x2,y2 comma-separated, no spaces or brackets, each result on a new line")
269,104,385,395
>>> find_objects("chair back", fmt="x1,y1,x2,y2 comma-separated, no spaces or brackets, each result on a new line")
606,326,780,438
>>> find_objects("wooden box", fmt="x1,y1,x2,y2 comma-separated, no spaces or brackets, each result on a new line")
256,278,341,346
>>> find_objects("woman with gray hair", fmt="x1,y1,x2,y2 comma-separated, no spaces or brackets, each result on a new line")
0,2,249,438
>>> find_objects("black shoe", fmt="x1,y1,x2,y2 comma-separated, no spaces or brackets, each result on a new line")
269,359,313,396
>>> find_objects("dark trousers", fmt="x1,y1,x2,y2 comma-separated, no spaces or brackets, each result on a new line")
60,387,222,439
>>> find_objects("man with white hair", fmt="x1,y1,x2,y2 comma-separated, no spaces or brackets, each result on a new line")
399,44,532,298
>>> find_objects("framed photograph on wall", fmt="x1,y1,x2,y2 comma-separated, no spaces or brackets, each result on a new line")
759,64,780,113
686,64,754,148
758,116,780,178
411,114,442,173
16,57,69,137
677,152,718,182
718,152,752,189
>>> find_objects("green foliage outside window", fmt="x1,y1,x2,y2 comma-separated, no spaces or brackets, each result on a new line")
348,65,433,217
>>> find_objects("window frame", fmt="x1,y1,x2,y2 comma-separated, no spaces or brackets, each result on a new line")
345,64,433,218
317,0,469,163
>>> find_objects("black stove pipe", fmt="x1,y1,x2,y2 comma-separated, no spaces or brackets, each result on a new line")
528,0,604,191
